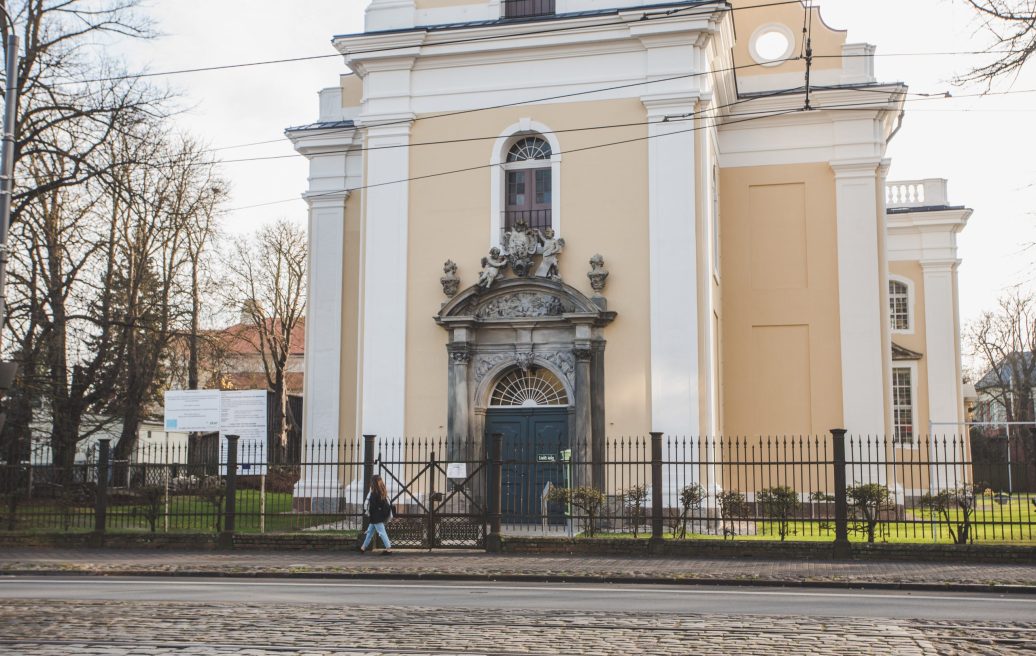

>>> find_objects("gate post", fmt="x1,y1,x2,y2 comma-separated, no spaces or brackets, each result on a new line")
94,438,111,537
360,434,375,545
220,435,239,549
486,432,503,552
649,432,664,547
831,428,850,558
427,450,437,550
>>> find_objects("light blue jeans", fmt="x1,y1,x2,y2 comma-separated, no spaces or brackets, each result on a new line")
361,522,392,550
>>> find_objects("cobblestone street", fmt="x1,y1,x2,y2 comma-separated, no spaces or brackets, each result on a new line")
1,598,1034,655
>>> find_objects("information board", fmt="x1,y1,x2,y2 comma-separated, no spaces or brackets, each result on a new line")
164,390,221,432
164,389,268,475
220,390,268,475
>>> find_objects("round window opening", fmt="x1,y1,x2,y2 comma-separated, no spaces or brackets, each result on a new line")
751,26,793,65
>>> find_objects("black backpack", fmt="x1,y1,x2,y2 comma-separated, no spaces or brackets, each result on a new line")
367,495,394,523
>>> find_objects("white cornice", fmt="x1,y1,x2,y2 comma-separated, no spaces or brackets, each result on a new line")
340,10,728,77
288,127,361,158
920,259,961,273
886,208,972,234
303,190,351,208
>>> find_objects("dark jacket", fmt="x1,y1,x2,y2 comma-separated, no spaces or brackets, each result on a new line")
367,493,393,524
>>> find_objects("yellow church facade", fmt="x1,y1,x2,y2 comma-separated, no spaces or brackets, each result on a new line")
289,0,970,500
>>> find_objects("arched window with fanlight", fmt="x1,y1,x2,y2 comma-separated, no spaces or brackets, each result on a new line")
490,367,569,408
503,136,552,233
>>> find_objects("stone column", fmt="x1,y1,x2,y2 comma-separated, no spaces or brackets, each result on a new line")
572,343,593,489
590,338,606,490
447,339,473,461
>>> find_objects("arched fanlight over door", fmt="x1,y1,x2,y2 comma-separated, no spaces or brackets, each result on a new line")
490,367,569,407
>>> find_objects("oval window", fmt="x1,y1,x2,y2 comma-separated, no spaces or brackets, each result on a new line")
750,25,794,66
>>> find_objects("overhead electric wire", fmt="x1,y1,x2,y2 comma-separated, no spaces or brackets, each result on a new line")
50,0,802,89
165,81,1036,169
221,95,909,214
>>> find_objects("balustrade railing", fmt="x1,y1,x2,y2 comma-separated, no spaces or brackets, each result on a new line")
886,178,949,208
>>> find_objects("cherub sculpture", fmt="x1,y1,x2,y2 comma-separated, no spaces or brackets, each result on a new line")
477,247,508,289
534,227,565,280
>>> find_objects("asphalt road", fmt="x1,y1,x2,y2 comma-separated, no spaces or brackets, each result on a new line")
2,576,1035,622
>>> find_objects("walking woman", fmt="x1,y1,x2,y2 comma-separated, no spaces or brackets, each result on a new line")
360,475,394,555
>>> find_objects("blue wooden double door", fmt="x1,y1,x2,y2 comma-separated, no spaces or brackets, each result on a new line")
485,407,570,524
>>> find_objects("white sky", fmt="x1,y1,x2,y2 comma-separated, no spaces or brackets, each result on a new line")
115,0,1035,331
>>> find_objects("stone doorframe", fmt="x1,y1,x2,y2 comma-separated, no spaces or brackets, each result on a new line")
436,278,616,487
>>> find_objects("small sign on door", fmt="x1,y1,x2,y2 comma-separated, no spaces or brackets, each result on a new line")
537,454,557,462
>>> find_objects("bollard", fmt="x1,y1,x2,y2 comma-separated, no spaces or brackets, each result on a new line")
221,435,239,549
95,438,111,535
831,428,850,558
486,432,503,552
650,432,664,543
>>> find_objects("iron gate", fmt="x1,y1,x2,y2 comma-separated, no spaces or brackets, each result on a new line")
373,444,487,550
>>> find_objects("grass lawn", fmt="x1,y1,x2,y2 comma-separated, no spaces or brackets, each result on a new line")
2,490,361,535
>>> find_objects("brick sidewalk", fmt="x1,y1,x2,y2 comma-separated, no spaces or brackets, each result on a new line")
1,548,1034,592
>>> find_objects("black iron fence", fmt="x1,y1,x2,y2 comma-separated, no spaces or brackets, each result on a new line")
1,431,1032,547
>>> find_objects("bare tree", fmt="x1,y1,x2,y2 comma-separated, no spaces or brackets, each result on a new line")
225,220,307,464
0,0,169,467
1,0,167,228
958,1,1036,85
99,132,226,462
967,291,1036,487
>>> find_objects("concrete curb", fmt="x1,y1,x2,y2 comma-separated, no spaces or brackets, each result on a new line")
3,566,1035,596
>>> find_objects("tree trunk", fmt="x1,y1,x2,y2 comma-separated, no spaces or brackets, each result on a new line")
271,371,287,466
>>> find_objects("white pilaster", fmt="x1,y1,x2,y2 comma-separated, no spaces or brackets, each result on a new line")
365,0,415,32
832,159,887,437
922,259,964,430
294,191,348,503
360,120,413,439
644,97,700,441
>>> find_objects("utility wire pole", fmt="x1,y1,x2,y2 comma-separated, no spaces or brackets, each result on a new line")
0,33,19,346
0,33,21,430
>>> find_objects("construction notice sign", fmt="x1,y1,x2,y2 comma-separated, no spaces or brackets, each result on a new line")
163,389,268,474
163,390,221,432
220,390,268,474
